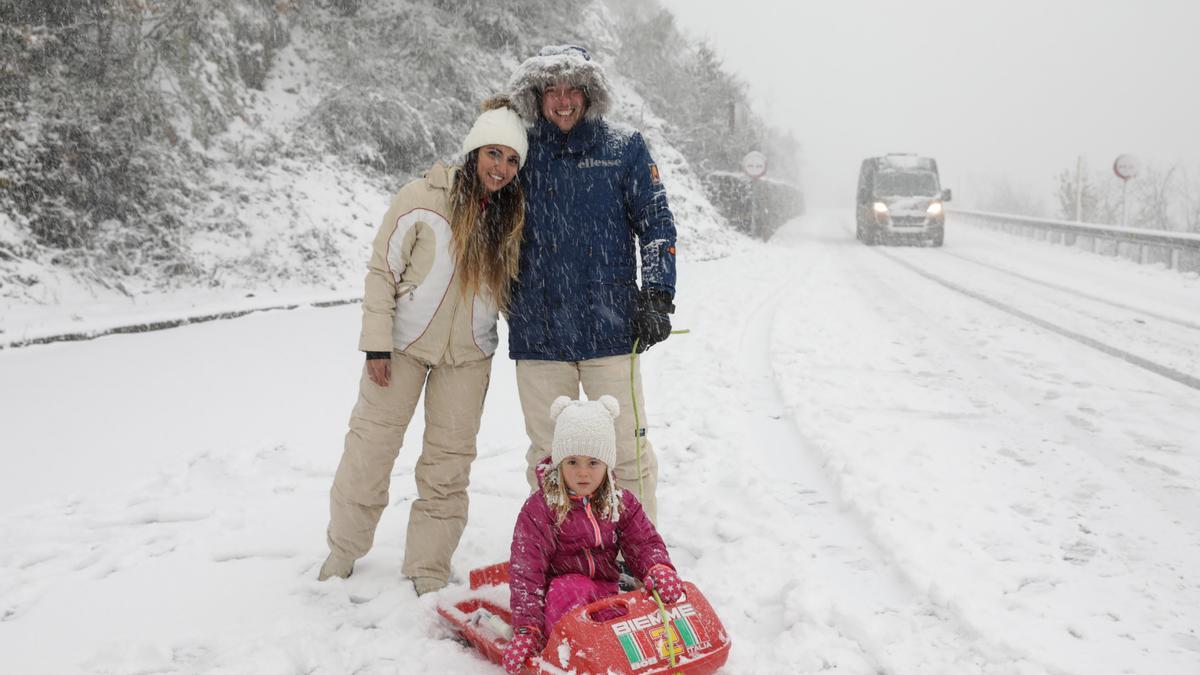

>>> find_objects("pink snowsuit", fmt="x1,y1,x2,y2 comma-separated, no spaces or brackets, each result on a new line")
508,474,674,635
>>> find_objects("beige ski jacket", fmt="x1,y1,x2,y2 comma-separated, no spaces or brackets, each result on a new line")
357,162,498,366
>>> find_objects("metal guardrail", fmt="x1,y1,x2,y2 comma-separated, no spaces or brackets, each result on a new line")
951,208,1200,273
0,297,359,350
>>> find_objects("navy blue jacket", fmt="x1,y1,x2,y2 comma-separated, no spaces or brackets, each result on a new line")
507,117,678,361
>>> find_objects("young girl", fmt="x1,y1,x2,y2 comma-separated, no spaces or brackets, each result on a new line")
318,96,527,595
503,396,685,673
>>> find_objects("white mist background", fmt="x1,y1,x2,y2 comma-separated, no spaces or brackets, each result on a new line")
659,0,1200,209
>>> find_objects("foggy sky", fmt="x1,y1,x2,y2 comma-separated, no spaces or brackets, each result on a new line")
658,0,1200,209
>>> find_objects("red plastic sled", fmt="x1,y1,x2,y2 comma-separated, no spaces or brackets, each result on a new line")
438,562,731,674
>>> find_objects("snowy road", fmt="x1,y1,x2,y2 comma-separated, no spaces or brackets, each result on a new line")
766,214,1200,674
2,211,1199,674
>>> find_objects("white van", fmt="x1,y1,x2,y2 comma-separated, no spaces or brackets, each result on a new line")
855,154,951,246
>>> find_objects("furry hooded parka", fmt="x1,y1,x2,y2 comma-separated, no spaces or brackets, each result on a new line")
502,44,679,362
507,44,614,124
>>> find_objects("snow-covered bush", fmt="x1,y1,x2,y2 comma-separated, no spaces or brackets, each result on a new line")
0,0,287,286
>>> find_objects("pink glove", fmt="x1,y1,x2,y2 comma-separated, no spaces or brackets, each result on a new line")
503,626,544,674
644,564,684,604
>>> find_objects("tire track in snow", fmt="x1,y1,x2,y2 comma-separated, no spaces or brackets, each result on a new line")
937,251,1200,332
777,211,1200,674
649,217,1044,674
849,225,1200,536
840,216,1200,393
874,248,1200,392
762,221,1055,674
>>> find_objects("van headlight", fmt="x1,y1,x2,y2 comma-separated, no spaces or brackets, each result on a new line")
872,202,889,214
926,202,943,216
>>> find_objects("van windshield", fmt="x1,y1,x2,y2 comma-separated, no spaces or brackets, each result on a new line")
875,171,939,197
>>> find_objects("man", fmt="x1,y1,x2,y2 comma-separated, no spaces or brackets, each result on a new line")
506,45,677,520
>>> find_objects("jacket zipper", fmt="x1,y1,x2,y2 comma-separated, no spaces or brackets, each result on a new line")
583,500,602,578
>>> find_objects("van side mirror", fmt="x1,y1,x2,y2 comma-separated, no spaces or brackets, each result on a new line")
941,188,952,202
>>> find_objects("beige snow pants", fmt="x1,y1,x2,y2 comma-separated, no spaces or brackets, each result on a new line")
326,350,491,583
516,355,658,522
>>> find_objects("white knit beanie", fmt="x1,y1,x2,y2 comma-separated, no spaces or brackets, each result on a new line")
550,395,620,469
461,105,528,168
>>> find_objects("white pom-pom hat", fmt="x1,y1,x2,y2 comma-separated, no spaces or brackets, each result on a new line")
461,105,528,168
550,395,620,469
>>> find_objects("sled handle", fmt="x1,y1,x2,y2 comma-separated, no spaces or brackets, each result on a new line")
577,586,689,623
584,595,630,621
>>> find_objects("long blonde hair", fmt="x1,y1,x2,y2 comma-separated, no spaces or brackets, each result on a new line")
543,464,623,527
449,97,526,311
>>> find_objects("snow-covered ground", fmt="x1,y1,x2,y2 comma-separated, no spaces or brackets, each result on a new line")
2,212,1199,674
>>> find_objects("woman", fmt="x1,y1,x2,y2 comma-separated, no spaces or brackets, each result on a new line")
318,96,527,596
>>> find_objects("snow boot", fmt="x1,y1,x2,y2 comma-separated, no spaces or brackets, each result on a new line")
317,554,354,581
411,576,447,596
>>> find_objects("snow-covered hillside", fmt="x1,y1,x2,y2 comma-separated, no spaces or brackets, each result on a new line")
2,0,774,341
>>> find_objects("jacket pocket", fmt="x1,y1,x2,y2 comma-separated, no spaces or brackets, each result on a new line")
395,281,417,300
589,278,635,344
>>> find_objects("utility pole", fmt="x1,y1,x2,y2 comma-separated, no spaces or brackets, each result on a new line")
1122,180,1129,227
1113,154,1140,227
741,151,768,238
1074,156,1084,221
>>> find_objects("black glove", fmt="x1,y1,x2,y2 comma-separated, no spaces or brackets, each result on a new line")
631,288,674,352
